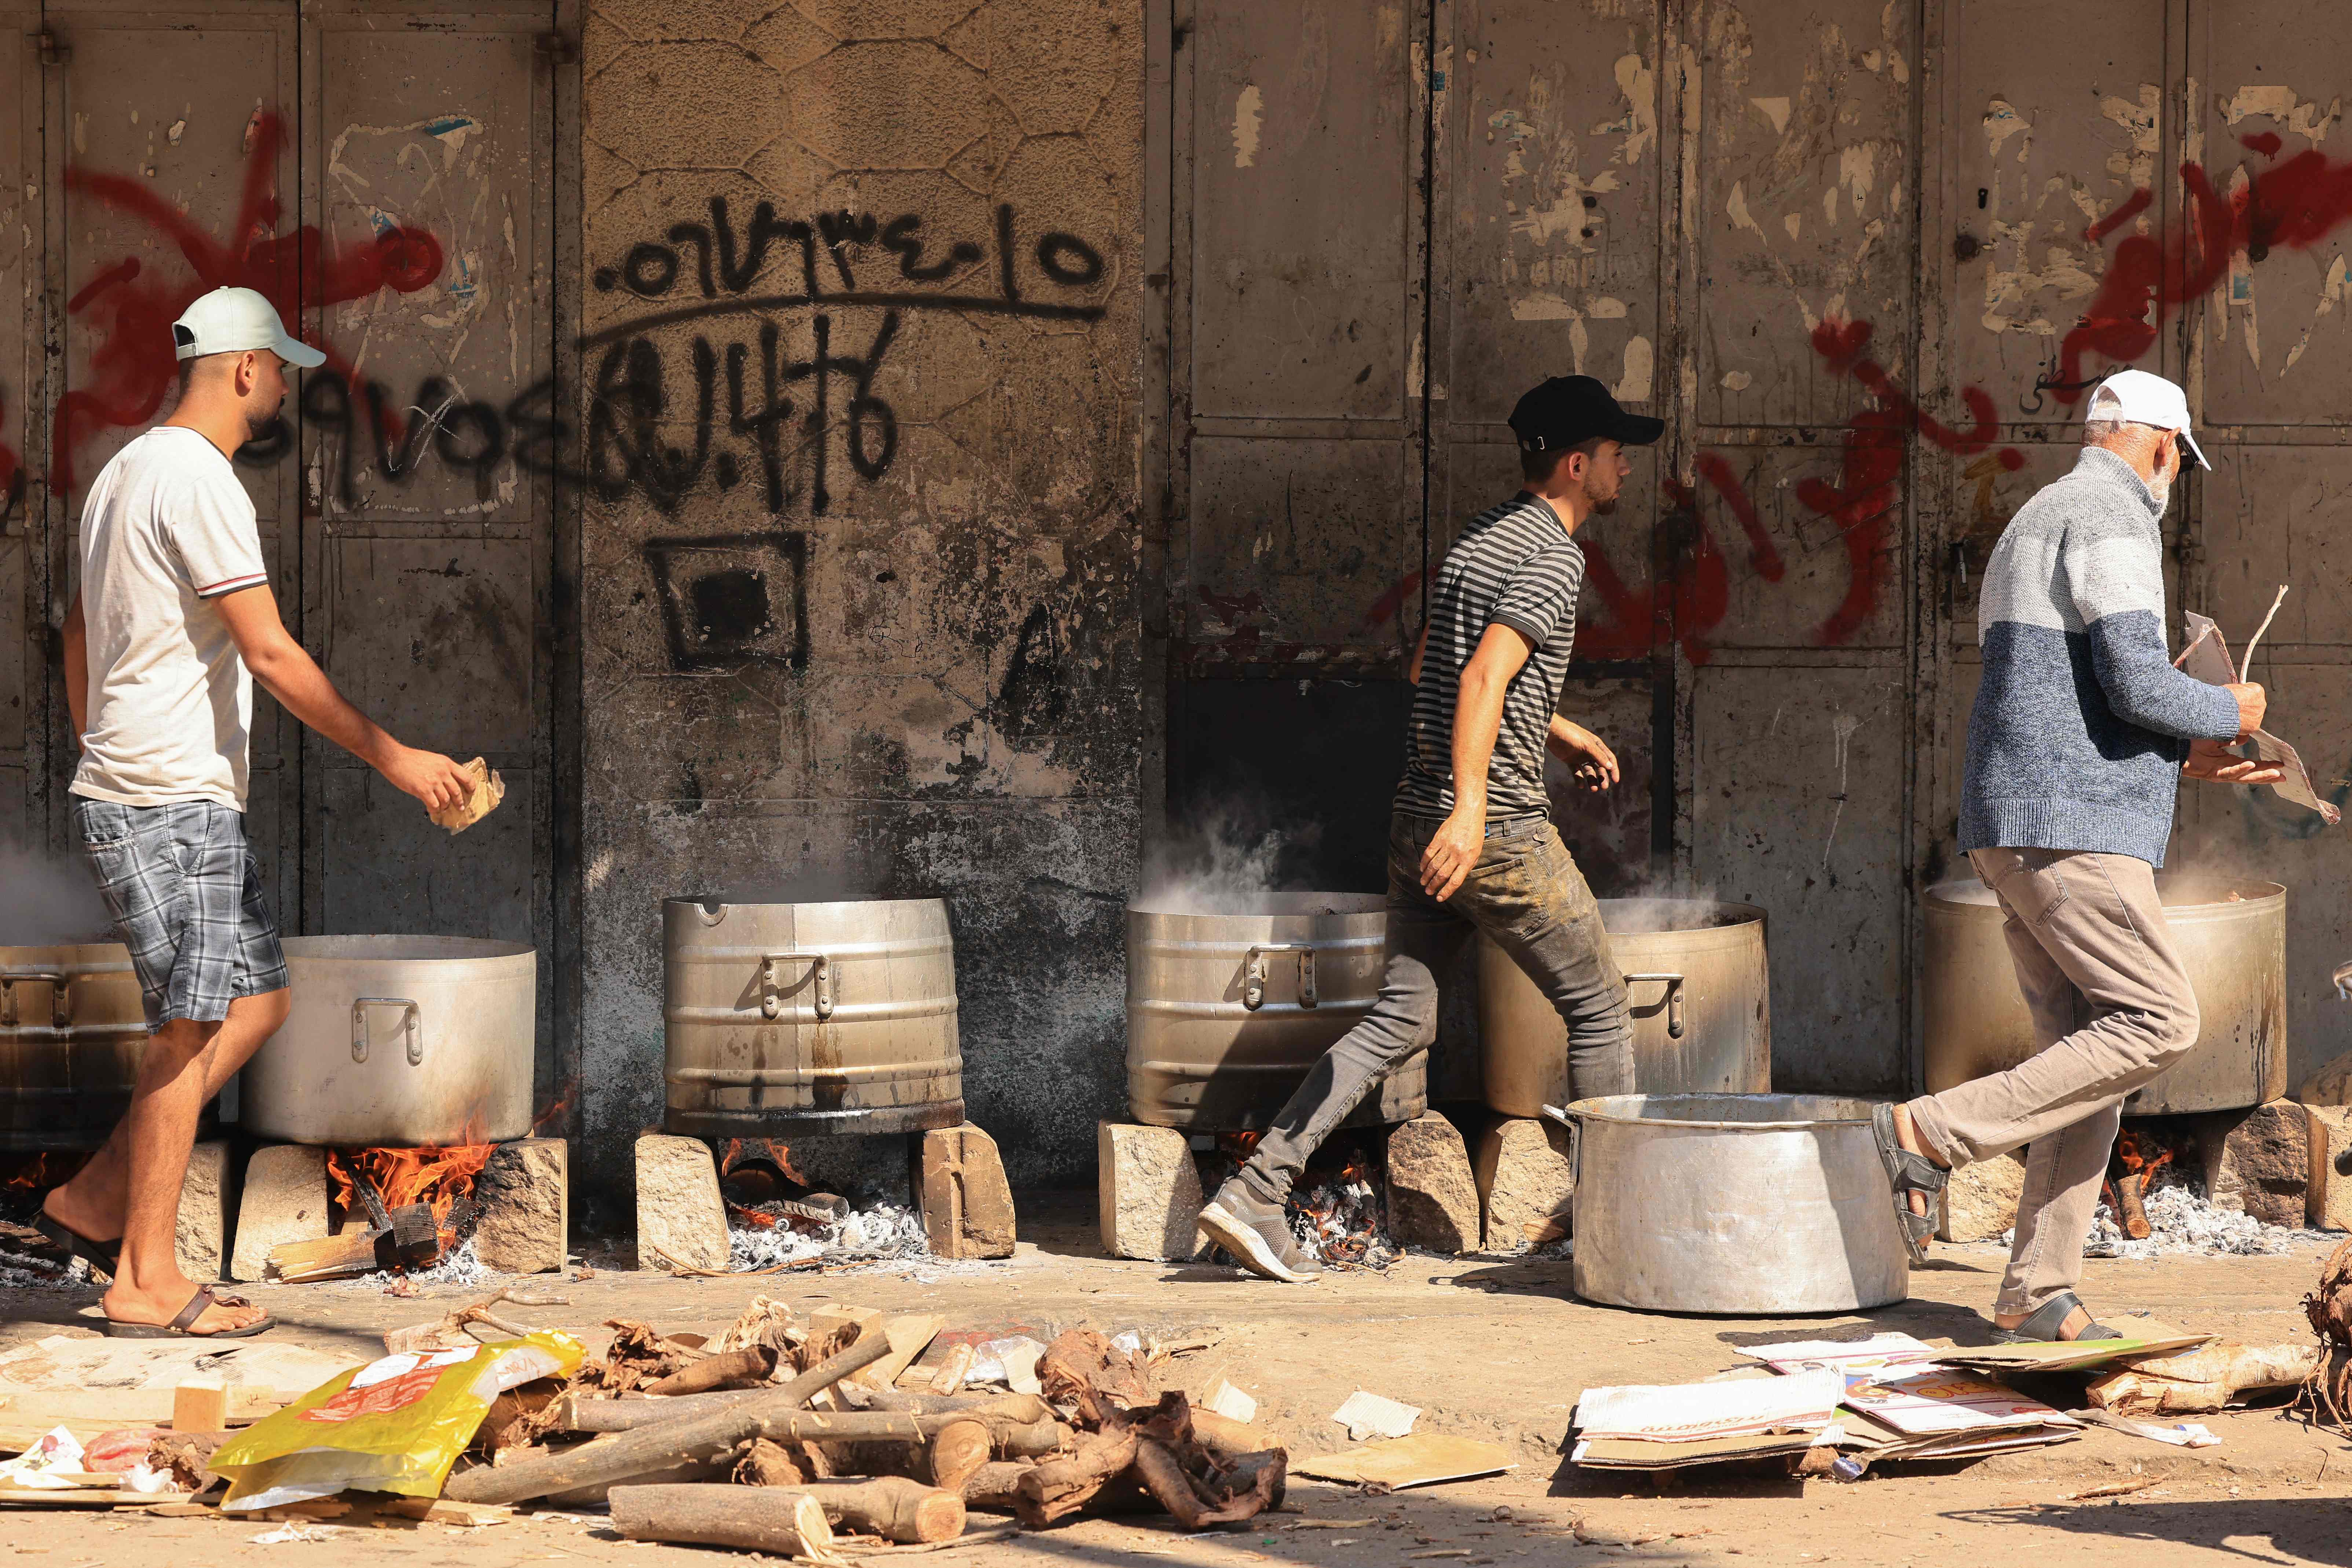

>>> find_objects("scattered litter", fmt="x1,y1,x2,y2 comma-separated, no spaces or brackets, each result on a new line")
1931,1332,2216,1375
0,1427,84,1481
1747,1334,2080,1458
1331,1390,1420,1441
1576,1368,1842,1446
1203,1377,1257,1423
2069,1410,2220,1447
967,1336,1047,1395
250,1523,342,1544
1292,1435,1515,1490
2063,1479,2159,1502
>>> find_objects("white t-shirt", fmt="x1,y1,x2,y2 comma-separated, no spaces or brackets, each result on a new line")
71,427,269,811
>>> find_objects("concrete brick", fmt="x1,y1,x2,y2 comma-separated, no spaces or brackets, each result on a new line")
1097,1121,1203,1262
1937,1150,2027,1243
2307,1106,2352,1232
1473,1117,1574,1254
472,1138,569,1274
636,1134,729,1273
1385,1112,1479,1255
175,1139,237,1283
919,1123,1016,1259
2202,1102,2315,1228
229,1145,329,1284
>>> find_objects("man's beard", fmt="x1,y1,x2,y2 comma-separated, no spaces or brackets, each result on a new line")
2147,472,2172,509
244,405,276,441
1584,476,1620,516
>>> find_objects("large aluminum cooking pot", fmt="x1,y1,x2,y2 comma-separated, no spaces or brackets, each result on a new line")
1126,894,1425,1131
664,896,964,1138
1566,1093,1909,1313
0,942,157,1152
1924,876,2285,1114
1478,899,1770,1115
241,937,535,1146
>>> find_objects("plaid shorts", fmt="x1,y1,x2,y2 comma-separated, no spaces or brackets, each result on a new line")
73,797,289,1031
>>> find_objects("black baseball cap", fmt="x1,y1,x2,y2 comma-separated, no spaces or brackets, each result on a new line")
1507,375,1664,453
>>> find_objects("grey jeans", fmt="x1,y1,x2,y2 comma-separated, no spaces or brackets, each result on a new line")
1239,811,1636,1204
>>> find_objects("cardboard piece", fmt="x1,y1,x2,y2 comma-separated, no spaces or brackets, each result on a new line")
1932,1332,2217,1375
1741,1334,2079,1455
1576,1368,1843,1444
1331,1390,1420,1441
1293,1434,1516,1489
1572,1430,1819,1471
2178,613,2340,826
428,756,506,834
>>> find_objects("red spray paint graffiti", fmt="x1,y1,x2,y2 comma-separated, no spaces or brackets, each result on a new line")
53,110,443,491
2054,150,2352,402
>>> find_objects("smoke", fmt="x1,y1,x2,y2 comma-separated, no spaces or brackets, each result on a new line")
1133,803,1324,915
0,844,113,947
1601,888,1745,935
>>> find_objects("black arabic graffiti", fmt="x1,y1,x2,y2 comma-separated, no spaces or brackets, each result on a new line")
221,202,1108,518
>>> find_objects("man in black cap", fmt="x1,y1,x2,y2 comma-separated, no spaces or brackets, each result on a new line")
1197,374,1661,1281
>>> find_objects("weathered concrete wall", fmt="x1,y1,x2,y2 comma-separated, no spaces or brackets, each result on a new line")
577,0,1144,1202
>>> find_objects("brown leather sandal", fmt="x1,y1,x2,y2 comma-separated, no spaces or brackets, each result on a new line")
104,1284,273,1338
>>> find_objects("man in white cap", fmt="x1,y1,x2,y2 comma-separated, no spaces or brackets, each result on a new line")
37,286,472,1337
1871,367,2281,1342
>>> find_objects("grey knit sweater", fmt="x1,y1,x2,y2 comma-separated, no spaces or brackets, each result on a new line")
1960,446,2243,866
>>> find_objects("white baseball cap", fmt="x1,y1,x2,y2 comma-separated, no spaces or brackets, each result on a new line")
170,286,326,369
2086,368,2209,470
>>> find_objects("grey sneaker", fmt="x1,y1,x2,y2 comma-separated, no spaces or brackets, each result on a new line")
1198,1178,1323,1283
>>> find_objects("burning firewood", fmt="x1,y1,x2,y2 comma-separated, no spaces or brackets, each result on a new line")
2107,1127,2174,1241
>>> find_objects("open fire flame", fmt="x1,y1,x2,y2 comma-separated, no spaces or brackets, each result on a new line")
1,1151,92,1197
326,1144,494,1231
720,1137,808,1230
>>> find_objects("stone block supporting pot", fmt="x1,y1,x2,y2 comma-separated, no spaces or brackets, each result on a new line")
472,1137,569,1273
918,1124,1016,1259
1097,1121,1204,1262
176,1139,237,1283
1473,1116,1573,1253
1385,1111,1479,1254
2198,1101,2319,1229
636,1133,728,1272
229,1144,329,1283
1937,1150,2027,1243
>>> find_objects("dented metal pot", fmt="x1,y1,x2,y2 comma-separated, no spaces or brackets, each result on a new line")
1565,1093,1909,1313
1923,876,2285,1114
664,896,965,1138
0,941,154,1152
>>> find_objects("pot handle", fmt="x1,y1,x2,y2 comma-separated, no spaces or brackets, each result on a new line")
761,952,834,1021
0,971,70,1029
1243,944,1317,1011
352,997,423,1067
1622,971,1685,1039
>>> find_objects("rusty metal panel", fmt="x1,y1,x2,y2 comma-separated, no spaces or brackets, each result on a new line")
1694,0,1916,428
2195,17,2352,425
1685,444,1903,651
320,537,535,754
50,10,297,516
2202,448,2352,641
1441,0,1663,424
0,15,26,804
49,6,301,907
1189,0,1417,420
1945,0,2169,422
1551,672,1653,894
1693,663,1907,1093
1185,436,1416,668
320,764,534,937
307,19,545,527
1945,438,2074,646
303,7,552,957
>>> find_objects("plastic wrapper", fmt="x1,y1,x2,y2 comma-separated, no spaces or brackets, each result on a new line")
210,1330,582,1511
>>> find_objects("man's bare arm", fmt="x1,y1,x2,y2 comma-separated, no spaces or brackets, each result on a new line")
1419,623,1535,901
1547,714,1618,791
1407,622,1430,685
62,594,88,751
213,585,472,811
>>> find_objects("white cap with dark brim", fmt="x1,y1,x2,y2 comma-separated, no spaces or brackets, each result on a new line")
2088,367,2210,470
170,286,327,369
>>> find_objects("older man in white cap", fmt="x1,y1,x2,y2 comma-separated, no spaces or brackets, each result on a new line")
37,287,471,1337
1869,368,2285,1342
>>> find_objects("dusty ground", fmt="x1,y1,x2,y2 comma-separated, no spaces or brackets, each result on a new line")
4,1193,2350,1566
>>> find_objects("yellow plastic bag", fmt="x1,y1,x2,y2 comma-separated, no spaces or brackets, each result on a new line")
210,1330,582,1511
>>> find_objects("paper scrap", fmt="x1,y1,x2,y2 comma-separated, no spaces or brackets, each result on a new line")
428,756,506,835
1203,1376,1258,1423
1331,1389,1421,1441
1576,1368,1844,1444
2179,612,2340,826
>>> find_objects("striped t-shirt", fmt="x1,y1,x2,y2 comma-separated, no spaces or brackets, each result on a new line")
1396,493,1587,822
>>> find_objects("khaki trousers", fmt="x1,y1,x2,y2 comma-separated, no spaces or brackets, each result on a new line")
1906,848,2200,1315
